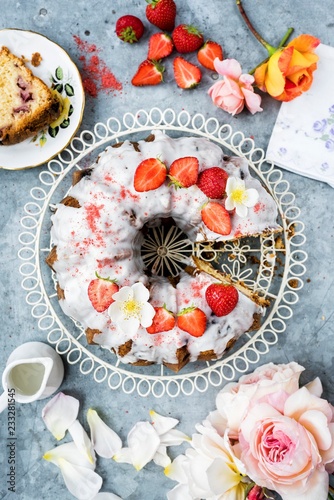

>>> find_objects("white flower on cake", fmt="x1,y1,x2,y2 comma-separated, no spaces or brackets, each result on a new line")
225,176,259,217
108,282,155,335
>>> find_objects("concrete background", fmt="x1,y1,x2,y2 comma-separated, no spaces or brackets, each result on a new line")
1,0,334,498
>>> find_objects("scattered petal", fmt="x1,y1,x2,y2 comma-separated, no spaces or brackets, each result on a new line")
69,419,95,465
160,429,191,446
58,458,102,500
150,410,179,435
43,441,95,470
42,392,79,440
87,408,122,459
153,445,171,467
164,455,189,483
115,421,160,471
91,494,123,500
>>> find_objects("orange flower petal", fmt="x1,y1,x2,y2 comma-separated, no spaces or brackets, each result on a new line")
254,61,268,92
284,49,319,76
287,34,320,54
265,50,286,97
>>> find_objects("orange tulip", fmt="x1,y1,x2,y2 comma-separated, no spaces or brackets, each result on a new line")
254,34,320,102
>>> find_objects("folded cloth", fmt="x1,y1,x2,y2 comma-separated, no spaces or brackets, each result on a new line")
266,44,334,188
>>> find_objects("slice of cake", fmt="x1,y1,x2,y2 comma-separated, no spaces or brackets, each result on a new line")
0,46,61,145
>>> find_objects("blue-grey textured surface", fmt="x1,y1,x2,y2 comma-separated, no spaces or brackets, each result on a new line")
1,1,334,499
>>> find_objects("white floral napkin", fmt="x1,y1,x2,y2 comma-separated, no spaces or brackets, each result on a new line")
266,44,334,188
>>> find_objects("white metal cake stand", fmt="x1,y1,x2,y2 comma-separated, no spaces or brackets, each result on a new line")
18,108,307,398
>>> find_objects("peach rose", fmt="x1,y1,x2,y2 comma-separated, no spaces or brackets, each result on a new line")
254,34,320,102
208,58,263,115
239,387,334,500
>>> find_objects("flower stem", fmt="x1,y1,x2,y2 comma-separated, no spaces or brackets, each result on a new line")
236,0,277,56
248,27,295,75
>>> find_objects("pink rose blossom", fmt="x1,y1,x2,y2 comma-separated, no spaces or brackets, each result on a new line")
208,58,263,115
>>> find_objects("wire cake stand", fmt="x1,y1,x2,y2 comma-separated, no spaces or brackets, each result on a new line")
18,108,307,398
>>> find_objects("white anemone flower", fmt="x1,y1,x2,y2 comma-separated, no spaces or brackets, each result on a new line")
225,176,259,217
43,442,102,500
87,408,122,459
108,282,155,335
42,392,79,440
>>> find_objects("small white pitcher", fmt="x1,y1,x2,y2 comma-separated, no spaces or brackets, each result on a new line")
0,342,64,413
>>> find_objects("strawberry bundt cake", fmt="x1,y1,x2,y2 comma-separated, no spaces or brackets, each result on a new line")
46,131,281,371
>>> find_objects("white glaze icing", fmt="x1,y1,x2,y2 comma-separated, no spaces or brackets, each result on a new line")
50,131,279,366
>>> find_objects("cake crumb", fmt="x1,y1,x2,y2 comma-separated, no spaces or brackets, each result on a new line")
288,279,299,288
31,52,42,67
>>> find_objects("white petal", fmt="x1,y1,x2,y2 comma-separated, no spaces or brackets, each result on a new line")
117,316,140,335
69,419,95,465
299,409,332,450
112,286,133,302
160,429,190,446
164,455,188,483
225,195,235,211
206,457,241,495
127,421,160,470
113,446,133,465
140,302,156,327
108,301,124,322
58,458,102,500
235,202,248,217
226,176,244,195
42,392,79,440
243,188,259,207
153,445,171,467
305,377,323,397
167,484,193,500
132,281,150,302
91,494,123,500
150,410,179,435
43,442,95,470
87,409,122,459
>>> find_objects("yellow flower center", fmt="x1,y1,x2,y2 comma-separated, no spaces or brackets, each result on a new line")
122,299,141,319
231,188,246,204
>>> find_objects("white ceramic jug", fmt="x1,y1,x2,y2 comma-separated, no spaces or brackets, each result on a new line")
0,342,64,413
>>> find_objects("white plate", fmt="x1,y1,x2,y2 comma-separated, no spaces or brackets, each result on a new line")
0,29,85,170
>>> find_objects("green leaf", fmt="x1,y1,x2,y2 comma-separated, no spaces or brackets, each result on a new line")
39,135,47,147
68,104,74,117
60,118,70,129
65,83,75,96
54,83,63,94
55,67,63,80
48,126,59,138
321,134,330,141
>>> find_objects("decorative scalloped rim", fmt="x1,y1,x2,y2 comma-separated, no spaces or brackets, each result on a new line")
18,107,307,398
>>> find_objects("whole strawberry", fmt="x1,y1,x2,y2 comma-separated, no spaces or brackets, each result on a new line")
172,24,204,53
197,167,228,199
146,0,176,32
116,15,145,43
205,283,239,317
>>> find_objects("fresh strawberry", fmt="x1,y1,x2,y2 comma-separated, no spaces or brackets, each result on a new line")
205,284,239,316
172,24,204,53
201,201,231,235
177,306,207,337
148,33,174,60
169,156,199,188
134,157,167,191
197,167,228,199
146,305,176,333
115,15,145,43
146,0,176,32
88,272,119,312
197,41,223,70
173,57,202,89
131,59,164,86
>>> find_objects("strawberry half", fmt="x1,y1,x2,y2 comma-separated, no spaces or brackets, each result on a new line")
131,59,164,86
146,0,176,31
197,41,223,70
205,284,239,317
115,15,145,43
173,56,202,89
197,167,229,199
169,156,199,188
134,157,167,192
177,306,207,337
88,272,119,312
148,33,174,60
172,24,204,53
201,201,231,235
146,305,176,334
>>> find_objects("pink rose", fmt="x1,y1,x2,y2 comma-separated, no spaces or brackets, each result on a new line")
239,387,334,500
214,362,305,436
208,58,263,115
